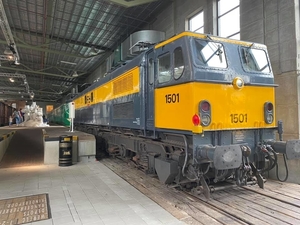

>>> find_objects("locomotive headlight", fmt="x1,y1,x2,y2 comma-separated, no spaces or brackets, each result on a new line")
236,79,243,88
233,77,244,89
266,114,273,124
201,114,211,126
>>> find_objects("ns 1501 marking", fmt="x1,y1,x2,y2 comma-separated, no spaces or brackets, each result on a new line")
230,113,248,123
165,93,180,103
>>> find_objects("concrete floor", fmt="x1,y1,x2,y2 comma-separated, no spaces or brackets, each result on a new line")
0,161,186,225
0,126,186,224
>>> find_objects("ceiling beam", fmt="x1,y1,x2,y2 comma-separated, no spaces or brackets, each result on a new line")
0,86,24,91
31,90,62,95
0,39,108,59
109,0,158,7
0,95,59,102
0,65,86,78
11,27,110,51
0,60,86,76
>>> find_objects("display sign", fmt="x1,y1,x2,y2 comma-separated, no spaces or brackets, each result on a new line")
68,102,75,119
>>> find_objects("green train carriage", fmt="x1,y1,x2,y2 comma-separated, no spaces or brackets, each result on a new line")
47,104,70,126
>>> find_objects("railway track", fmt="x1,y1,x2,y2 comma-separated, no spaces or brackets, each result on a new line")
101,157,300,225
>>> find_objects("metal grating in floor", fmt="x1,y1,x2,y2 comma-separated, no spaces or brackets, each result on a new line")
0,193,51,224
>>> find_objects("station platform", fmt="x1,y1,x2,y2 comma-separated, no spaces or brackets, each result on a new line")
0,126,186,225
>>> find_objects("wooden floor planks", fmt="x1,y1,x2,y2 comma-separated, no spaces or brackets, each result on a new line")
101,158,300,225
226,188,300,223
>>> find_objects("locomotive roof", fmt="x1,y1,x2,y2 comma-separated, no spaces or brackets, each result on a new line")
155,31,267,49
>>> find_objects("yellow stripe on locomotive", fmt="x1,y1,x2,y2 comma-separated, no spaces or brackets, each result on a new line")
155,81,275,133
74,66,140,109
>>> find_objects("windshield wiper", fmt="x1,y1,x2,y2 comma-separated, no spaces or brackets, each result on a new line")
260,64,269,72
243,48,249,65
243,42,255,64
204,44,223,64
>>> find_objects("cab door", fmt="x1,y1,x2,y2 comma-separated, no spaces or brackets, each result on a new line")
145,50,155,131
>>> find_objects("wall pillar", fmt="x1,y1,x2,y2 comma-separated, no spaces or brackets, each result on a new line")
241,0,300,139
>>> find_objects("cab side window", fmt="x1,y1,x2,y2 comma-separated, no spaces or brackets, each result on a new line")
174,47,184,79
158,53,171,83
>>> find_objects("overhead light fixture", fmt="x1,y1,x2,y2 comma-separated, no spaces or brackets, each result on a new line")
72,71,78,77
9,78,14,82
14,58,20,65
60,60,77,65
90,46,105,56
91,46,97,53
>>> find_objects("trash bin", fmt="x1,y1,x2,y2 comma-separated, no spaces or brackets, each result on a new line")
59,135,72,166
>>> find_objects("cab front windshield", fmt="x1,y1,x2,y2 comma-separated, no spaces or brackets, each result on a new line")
240,47,270,73
193,39,227,68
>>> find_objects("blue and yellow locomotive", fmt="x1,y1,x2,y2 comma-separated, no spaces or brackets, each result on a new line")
63,32,300,197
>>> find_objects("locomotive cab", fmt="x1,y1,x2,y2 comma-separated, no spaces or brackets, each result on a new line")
152,32,300,196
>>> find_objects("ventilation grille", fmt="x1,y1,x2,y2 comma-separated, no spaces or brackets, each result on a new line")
113,101,134,119
113,73,133,96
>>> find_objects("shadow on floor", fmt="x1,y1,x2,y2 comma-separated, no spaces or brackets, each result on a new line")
0,128,44,168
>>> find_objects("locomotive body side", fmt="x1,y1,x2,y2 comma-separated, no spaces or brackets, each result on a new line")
74,67,140,127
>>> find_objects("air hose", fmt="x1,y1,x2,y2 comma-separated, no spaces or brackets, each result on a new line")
275,154,288,182
265,146,277,171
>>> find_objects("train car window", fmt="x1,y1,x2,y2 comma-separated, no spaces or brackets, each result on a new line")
148,58,154,84
85,96,87,104
240,47,270,73
158,53,171,83
91,92,94,102
174,47,184,79
193,39,227,68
